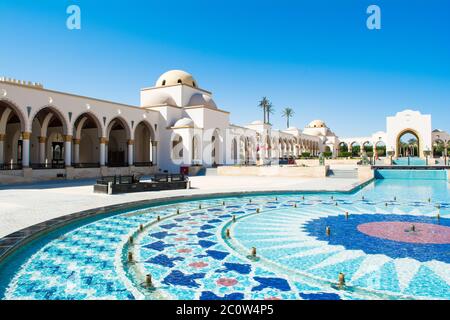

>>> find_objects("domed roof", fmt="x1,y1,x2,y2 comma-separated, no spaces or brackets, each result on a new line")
173,117,195,128
144,92,177,106
156,70,197,88
188,93,217,108
308,120,327,128
251,120,264,125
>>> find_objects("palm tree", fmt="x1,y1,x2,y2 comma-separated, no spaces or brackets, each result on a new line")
258,97,269,124
266,102,275,125
282,107,295,128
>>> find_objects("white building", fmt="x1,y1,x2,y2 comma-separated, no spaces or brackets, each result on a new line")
0,70,322,182
341,110,449,159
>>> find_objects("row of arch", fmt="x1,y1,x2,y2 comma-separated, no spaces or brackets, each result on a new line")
0,100,157,168
338,141,387,157
171,129,221,166
230,135,319,164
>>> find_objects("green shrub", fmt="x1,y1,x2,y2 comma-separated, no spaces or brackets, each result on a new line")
301,152,311,158
323,152,333,158
338,152,352,158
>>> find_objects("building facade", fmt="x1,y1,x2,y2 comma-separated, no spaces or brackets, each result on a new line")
0,70,322,182
0,70,448,182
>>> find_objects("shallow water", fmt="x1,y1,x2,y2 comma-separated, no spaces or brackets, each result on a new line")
1,178,449,300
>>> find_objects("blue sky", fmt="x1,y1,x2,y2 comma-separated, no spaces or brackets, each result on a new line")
1,0,449,137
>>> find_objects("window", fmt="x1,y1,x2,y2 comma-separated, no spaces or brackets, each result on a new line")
192,81,196,87
162,80,166,86
177,79,182,84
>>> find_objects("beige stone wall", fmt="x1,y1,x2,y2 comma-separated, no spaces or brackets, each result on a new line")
357,166,375,182
295,159,361,166
217,165,329,178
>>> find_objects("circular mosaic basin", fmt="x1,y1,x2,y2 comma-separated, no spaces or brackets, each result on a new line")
357,222,450,244
1,181,450,300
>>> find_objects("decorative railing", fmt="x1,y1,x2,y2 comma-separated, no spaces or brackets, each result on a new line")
0,163,23,170
133,162,153,167
106,162,129,168
73,163,100,168
31,163,65,169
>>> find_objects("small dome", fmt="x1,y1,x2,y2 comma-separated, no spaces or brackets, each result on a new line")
251,120,264,125
173,117,195,128
308,120,327,128
144,92,176,106
156,70,197,88
188,93,217,108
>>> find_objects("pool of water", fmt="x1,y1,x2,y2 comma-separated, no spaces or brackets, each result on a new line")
1,178,450,300
375,169,448,180
393,158,427,166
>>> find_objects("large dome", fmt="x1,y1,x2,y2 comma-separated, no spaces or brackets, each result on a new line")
188,93,217,108
308,120,327,128
144,92,176,106
156,70,197,88
172,117,195,128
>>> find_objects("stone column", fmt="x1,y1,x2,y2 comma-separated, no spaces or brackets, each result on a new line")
127,139,134,166
21,132,31,168
64,135,72,167
152,141,158,166
73,138,80,164
0,134,5,164
149,139,154,164
99,137,107,166
39,136,47,164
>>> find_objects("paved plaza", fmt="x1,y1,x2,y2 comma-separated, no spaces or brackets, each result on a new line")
0,175,361,238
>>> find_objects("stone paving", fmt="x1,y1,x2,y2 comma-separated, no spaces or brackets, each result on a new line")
0,175,361,238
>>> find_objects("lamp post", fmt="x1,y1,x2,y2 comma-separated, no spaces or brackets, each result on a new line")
424,148,431,166
387,149,395,165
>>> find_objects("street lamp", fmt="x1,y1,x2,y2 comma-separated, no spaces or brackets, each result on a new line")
424,147,431,166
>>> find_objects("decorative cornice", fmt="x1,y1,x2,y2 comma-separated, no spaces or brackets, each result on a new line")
63,135,73,142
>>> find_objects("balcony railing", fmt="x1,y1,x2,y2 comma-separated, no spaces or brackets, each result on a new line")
0,163,23,170
106,162,129,168
133,162,153,167
31,163,65,169
73,163,101,168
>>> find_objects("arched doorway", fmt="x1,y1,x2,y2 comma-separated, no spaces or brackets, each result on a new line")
191,135,200,165
30,107,68,168
107,118,131,167
362,141,374,156
211,129,220,166
134,121,155,166
350,142,361,157
375,141,386,157
73,113,102,167
338,142,349,157
231,138,238,164
171,134,184,161
433,139,445,158
397,130,420,157
0,100,26,169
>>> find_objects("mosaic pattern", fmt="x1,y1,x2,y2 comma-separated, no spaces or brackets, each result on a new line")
1,179,450,300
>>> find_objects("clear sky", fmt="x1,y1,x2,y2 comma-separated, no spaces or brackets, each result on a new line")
1,0,449,137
